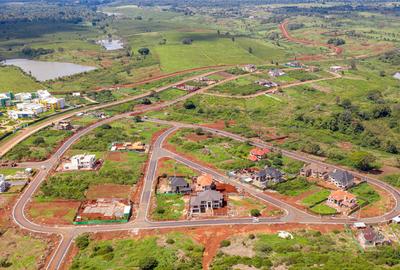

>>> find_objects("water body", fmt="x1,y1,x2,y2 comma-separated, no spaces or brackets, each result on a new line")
97,39,124,51
2,59,97,81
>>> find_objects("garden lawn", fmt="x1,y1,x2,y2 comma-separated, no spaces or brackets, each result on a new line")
310,203,337,215
152,194,186,221
301,189,330,207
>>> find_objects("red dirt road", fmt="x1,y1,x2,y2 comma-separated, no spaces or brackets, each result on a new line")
279,20,343,56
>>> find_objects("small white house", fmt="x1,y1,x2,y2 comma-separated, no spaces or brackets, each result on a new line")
278,231,294,239
37,89,52,99
14,92,32,102
72,92,81,97
16,103,44,114
0,174,9,193
7,110,35,120
63,154,96,170
330,66,344,73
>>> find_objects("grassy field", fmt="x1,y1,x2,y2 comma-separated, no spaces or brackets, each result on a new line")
71,232,203,270
3,128,73,162
211,230,400,269
0,229,47,270
301,189,331,207
310,203,337,215
0,66,43,92
273,177,314,196
152,194,186,221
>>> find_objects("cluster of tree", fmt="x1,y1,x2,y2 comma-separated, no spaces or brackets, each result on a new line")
294,96,398,155
379,49,400,65
87,90,116,103
287,23,304,30
327,38,346,46
21,47,54,58
182,38,193,45
0,2,107,24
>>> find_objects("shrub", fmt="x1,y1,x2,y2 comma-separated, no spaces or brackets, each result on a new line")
33,137,45,146
75,233,90,250
166,238,175,244
220,240,231,247
250,209,261,217
156,207,165,214
255,243,273,254
248,234,255,240
139,257,158,270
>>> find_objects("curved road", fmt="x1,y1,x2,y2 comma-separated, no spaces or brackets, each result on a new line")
7,80,400,269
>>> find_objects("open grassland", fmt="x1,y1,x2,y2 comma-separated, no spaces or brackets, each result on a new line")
0,66,43,92
149,57,400,172
211,230,400,269
3,128,73,162
0,229,47,270
71,233,203,270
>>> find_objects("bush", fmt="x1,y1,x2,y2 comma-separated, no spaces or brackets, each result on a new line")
183,100,196,109
75,233,90,250
248,234,255,240
139,257,158,270
255,242,272,254
166,238,175,244
220,240,231,248
33,137,45,146
348,151,377,171
250,209,261,217
156,207,165,214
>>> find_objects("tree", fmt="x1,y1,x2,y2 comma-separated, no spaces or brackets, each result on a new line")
220,240,231,247
350,59,357,70
183,100,196,109
100,124,112,129
217,29,220,36
75,233,90,250
231,36,235,42
248,47,253,54
138,48,150,56
348,151,377,171
33,137,45,146
250,209,261,217
141,98,152,105
133,115,143,123
182,38,193,45
139,257,158,270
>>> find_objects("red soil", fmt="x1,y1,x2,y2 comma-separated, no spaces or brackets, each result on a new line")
279,20,343,56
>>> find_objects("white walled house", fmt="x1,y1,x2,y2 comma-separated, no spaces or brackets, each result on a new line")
7,110,35,120
16,103,44,114
63,154,97,170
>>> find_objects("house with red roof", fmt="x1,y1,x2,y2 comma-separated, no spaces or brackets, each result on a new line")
248,148,270,161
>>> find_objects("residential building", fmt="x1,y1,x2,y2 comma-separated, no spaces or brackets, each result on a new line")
268,69,285,77
175,84,200,92
242,64,257,73
0,93,12,107
40,97,65,109
393,72,400,80
252,166,284,189
56,120,73,130
328,169,354,189
37,90,52,99
110,141,147,152
327,190,357,209
190,189,224,214
72,92,81,97
7,110,35,119
358,227,389,248
300,163,330,179
330,66,344,73
0,174,9,193
167,176,191,194
248,147,270,161
16,103,44,114
75,199,131,222
195,174,214,191
255,79,278,88
285,61,303,68
63,154,96,170
14,92,32,102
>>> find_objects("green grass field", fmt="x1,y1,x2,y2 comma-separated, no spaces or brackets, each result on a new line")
301,189,330,207
71,233,203,270
0,66,43,93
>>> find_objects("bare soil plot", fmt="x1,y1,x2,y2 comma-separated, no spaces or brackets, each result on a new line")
86,183,132,199
27,200,81,225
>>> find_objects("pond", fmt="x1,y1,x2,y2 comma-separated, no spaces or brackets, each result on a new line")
2,59,97,82
97,39,124,51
